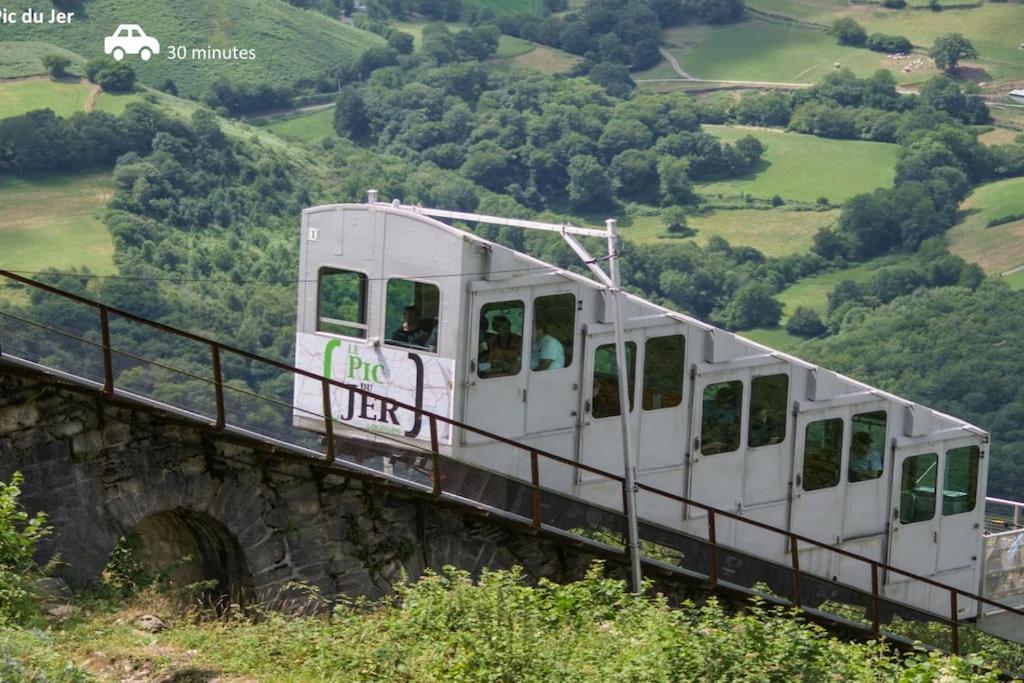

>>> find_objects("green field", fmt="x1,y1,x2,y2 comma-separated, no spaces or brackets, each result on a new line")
0,79,93,118
495,35,536,59
947,177,1024,274
698,125,898,203
0,173,115,275
394,19,538,61
739,326,807,352
1001,268,1024,290
776,254,909,318
262,106,335,143
0,41,87,78
747,0,1024,87
462,0,547,16
0,1,381,97
623,208,839,256
844,3,1024,85
646,20,936,85
490,43,581,74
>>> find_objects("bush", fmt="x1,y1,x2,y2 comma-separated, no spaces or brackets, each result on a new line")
882,0,906,6
0,473,50,625
84,57,135,92
771,194,784,207
830,17,867,47
41,54,71,78
786,306,827,337
866,33,913,54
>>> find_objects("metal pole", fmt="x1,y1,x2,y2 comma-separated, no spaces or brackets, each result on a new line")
606,218,643,594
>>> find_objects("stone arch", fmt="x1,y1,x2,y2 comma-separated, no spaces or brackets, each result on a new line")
124,508,254,603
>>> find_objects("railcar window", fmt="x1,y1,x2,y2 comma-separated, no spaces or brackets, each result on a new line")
317,269,368,338
532,293,575,372
900,453,938,524
591,342,636,418
943,445,980,516
748,374,788,447
802,418,843,490
848,410,887,483
701,380,742,455
477,300,524,378
385,279,440,353
642,335,685,411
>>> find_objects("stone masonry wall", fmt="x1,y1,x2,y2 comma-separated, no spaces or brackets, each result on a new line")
0,366,607,600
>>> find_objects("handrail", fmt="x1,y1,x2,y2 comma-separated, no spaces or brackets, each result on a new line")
3,268,1024,657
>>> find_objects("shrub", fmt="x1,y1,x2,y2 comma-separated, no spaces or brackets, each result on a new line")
830,17,867,47
84,57,135,92
786,306,827,337
882,0,906,7
41,54,71,78
771,194,785,207
0,473,50,625
866,33,913,54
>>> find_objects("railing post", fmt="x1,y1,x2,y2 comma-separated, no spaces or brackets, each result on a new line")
530,449,542,531
950,591,960,655
429,415,442,497
99,306,114,396
789,536,802,609
870,562,881,638
211,343,225,430
707,510,718,589
321,379,335,462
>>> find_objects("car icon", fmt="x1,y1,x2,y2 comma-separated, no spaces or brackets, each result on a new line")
104,24,160,62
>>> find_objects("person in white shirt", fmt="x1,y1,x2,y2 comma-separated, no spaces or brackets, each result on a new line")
531,319,565,371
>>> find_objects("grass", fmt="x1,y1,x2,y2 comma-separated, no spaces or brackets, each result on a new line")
491,43,581,74
92,90,144,115
746,0,1024,88
776,254,910,318
0,0,382,97
0,41,87,78
1001,268,1024,290
947,177,1024,274
0,172,116,275
642,19,937,85
262,106,335,143
622,208,839,256
698,124,898,203
462,0,548,16
495,34,536,58
739,326,808,352
0,78,93,118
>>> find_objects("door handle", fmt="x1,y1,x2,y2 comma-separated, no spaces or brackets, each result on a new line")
584,399,591,414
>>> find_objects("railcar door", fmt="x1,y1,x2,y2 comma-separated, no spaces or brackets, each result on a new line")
935,439,985,618
578,326,642,477
462,288,530,443
790,404,848,577
889,444,941,576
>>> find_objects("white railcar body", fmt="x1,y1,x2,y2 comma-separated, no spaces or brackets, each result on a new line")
293,199,1011,628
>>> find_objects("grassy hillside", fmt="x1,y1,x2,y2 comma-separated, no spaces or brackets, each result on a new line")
746,0,1024,87
0,79,94,118
0,173,115,275
948,177,1024,274
463,0,548,16
0,0,381,97
262,106,335,143
623,208,839,256
490,43,581,74
0,41,87,78
646,20,937,84
698,124,898,203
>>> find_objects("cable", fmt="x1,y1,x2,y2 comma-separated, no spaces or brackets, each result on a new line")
0,261,588,286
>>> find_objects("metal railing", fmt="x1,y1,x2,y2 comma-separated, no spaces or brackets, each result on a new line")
987,497,1024,532
1,268,1024,659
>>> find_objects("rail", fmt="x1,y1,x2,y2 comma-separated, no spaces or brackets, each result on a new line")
1,268,1023,661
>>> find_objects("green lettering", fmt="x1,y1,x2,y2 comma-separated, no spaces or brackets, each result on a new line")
347,354,363,380
370,364,385,384
323,339,341,379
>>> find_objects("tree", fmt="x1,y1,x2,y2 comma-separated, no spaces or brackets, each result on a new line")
830,17,867,47
610,149,659,202
0,472,50,625
567,154,613,209
733,135,765,168
786,307,826,337
930,33,978,74
663,206,691,235
658,157,696,205
334,86,369,140
720,282,783,329
387,31,415,55
587,62,634,98
85,58,136,92
41,53,71,79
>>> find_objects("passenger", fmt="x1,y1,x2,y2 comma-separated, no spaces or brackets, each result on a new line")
391,306,429,348
849,431,882,481
531,320,565,371
487,315,522,375
702,385,740,453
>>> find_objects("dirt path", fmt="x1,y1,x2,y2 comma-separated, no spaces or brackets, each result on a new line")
84,83,101,112
660,48,695,80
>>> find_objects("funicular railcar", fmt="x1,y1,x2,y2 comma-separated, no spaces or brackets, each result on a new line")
292,193,1024,641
